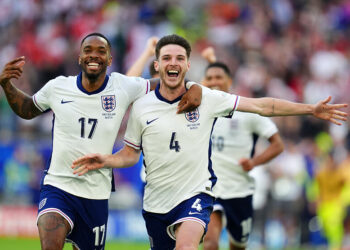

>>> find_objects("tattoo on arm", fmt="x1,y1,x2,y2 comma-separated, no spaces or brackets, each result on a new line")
2,81,41,119
272,98,275,115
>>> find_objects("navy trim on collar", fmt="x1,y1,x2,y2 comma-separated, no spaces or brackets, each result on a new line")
155,83,184,104
76,72,109,95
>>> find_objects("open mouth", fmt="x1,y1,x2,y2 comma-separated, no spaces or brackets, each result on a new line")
87,62,100,70
167,70,179,78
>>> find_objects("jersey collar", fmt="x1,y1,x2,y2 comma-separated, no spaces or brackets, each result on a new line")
76,72,109,95
155,83,183,104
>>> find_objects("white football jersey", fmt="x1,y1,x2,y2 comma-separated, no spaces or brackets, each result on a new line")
33,72,150,199
124,85,240,213
211,112,278,199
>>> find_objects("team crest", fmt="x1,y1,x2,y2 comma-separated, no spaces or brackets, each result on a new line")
101,95,116,112
185,108,200,122
39,198,47,210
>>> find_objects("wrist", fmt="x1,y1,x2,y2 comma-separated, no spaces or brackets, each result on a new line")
0,79,8,87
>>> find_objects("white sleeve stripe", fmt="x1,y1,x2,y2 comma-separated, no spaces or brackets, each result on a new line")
33,95,45,112
124,139,141,149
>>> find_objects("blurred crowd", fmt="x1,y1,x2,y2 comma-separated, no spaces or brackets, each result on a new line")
0,0,350,248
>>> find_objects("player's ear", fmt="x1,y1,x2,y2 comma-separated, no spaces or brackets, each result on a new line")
154,60,159,72
107,55,112,67
78,55,82,65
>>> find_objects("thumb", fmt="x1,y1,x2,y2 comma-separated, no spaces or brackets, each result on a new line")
322,96,332,104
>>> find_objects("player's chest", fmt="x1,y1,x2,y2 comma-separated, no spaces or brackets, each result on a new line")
140,105,213,138
51,89,130,121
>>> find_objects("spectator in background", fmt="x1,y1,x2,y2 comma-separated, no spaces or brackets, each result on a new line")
0,1,349,247
315,148,349,250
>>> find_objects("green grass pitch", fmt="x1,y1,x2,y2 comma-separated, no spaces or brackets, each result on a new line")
0,237,150,250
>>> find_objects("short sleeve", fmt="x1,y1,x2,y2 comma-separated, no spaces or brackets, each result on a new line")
33,79,54,112
123,105,142,150
113,73,150,103
204,87,240,118
251,115,278,138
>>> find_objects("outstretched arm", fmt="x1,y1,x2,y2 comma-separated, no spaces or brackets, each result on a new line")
237,96,348,125
0,56,41,119
72,145,141,176
240,133,284,172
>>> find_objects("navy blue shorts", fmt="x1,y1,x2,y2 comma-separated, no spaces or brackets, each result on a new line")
37,185,108,250
143,193,214,250
214,195,253,247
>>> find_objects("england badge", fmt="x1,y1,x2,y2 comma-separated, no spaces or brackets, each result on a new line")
101,95,116,112
185,108,200,122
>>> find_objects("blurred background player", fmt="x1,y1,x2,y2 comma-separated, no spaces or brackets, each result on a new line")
200,47,284,250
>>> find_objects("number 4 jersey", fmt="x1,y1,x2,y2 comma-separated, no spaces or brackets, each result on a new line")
33,72,150,199
123,84,240,213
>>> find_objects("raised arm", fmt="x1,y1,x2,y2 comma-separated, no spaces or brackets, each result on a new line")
126,37,158,77
0,56,42,119
240,133,284,172
71,144,141,176
201,46,217,64
237,96,348,125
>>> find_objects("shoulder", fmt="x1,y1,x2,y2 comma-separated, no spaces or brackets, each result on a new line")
202,86,237,99
46,75,76,86
131,91,155,110
39,75,76,91
110,72,147,84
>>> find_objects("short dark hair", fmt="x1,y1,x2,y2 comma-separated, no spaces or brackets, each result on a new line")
206,62,231,77
81,32,112,49
155,34,191,59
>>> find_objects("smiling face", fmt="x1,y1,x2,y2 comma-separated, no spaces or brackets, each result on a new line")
79,36,112,80
154,44,190,90
204,66,232,93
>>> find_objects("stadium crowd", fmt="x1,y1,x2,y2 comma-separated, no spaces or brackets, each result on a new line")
0,0,349,248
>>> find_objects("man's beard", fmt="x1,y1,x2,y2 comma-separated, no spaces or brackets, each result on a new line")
159,70,185,89
82,67,106,82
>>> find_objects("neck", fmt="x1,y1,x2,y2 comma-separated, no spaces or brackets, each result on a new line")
159,81,186,101
81,72,106,92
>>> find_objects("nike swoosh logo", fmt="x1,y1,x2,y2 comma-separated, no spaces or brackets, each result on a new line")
188,211,201,215
146,118,159,125
61,100,74,104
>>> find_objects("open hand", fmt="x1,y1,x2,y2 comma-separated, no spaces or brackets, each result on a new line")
0,56,25,86
313,96,348,125
71,153,106,176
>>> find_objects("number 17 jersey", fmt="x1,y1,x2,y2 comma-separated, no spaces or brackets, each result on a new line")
33,72,150,199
